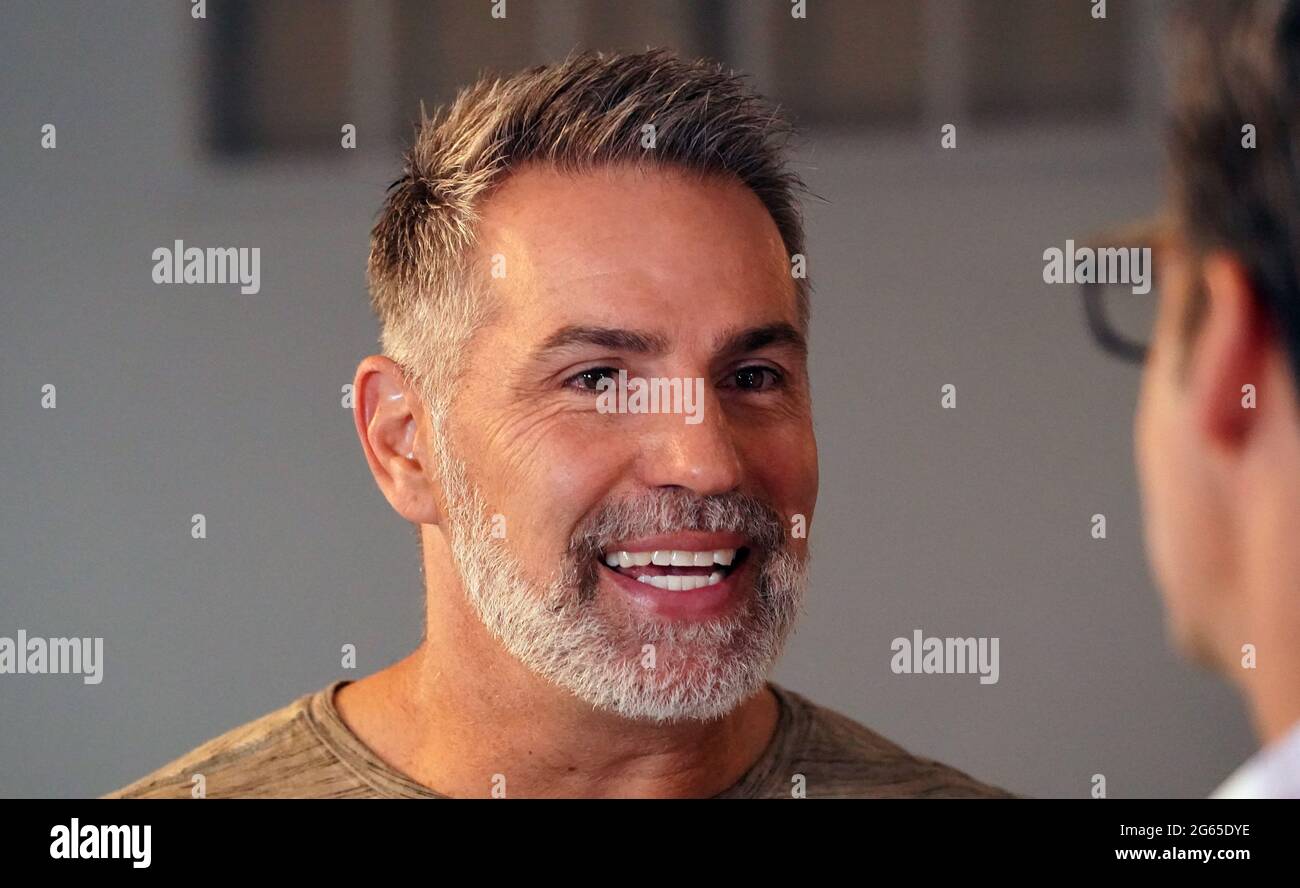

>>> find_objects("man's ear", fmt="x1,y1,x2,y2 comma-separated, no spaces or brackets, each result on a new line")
1190,253,1272,455
352,355,445,525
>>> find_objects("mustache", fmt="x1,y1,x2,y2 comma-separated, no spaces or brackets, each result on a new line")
566,489,790,566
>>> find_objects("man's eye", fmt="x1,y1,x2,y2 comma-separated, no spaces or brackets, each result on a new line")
566,367,619,392
730,366,783,391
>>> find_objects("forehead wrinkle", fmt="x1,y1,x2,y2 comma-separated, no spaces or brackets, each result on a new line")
474,178,801,361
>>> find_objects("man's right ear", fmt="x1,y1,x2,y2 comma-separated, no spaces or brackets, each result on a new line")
352,355,446,525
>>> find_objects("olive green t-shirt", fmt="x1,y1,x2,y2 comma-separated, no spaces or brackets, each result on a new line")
104,681,1013,799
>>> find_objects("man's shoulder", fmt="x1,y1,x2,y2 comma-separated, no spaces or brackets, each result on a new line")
772,686,1016,798
102,683,371,799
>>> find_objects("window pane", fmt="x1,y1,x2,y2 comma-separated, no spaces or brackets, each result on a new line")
769,0,925,129
574,0,714,58
394,0,540,140
206,0,350,157
969,0,1131,122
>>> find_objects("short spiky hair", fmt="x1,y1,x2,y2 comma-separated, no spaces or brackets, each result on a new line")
366,49,808,417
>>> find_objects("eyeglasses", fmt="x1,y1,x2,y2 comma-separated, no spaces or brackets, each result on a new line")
1078,216,1171,365
1081,276,1158,364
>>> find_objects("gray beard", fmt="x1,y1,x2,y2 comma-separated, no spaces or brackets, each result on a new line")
432,429,809,723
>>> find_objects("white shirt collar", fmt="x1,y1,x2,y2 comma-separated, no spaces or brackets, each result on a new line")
1211,719,1300,798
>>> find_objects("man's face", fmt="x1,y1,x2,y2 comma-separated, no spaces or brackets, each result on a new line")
434,164,818,722
1135,244,1230,667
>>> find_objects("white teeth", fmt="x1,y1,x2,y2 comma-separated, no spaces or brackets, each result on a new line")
633,572,726,591
605,548,738,565
603,548,740,584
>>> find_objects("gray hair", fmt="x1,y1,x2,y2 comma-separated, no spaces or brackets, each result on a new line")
366,48,809,418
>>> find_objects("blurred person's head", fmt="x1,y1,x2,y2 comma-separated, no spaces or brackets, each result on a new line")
1138,0,1300,740
353,50,817,724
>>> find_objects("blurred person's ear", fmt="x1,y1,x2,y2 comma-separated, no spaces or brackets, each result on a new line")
1190,254,1272,455
352,355,446,526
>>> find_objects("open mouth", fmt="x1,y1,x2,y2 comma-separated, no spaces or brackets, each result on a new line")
599,547,749,591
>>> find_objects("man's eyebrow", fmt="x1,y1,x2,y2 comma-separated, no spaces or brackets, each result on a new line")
531,322,807,362
713,323,808,359
533,325,671,358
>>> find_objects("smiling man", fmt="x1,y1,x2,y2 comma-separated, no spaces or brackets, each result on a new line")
107,50,1009,799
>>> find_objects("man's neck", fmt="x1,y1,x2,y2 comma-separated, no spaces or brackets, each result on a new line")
1232,560,1300,747
334,631,780,799
1240,639,1300,748
1235,394,1300,748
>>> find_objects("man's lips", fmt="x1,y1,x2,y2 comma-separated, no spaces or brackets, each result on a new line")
600,532,748,588
597,549,752,618
594,531,754,616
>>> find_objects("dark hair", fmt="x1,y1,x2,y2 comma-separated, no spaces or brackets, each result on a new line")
1169,0,1300,384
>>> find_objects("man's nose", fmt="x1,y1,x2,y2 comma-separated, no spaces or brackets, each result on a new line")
637,405,743,497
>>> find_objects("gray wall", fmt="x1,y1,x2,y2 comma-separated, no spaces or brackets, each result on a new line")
0,0,1255,798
